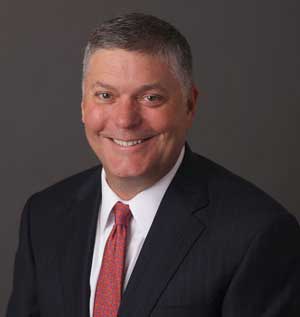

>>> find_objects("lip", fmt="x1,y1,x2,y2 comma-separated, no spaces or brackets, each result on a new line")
108,135,156,149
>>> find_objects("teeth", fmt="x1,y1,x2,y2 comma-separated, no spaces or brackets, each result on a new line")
113,139,143,147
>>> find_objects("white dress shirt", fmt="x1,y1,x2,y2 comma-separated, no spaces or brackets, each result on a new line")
89,146,185,316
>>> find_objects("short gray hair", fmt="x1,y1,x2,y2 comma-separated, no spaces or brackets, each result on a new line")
82,13,193,94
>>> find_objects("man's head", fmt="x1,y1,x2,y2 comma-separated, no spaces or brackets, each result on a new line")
81,13,198,199
82,12,193,96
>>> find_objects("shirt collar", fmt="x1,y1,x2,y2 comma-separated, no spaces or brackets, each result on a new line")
100,146,185,236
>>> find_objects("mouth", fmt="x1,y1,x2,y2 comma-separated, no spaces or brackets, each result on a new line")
110,136,154,147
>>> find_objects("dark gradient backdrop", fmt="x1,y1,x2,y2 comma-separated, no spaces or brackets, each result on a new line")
1,0,299,314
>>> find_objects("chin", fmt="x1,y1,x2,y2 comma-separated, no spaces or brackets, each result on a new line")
111,168,148,179
105,163,154,180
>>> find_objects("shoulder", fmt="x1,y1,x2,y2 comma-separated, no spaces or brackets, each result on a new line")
181,150,300,271
185,150,299,235
26,165,101,218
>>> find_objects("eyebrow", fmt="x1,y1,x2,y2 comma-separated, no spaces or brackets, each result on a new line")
91,81,168,94
92,81,117,90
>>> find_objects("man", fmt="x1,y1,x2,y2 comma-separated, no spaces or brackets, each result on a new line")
7,13,300,317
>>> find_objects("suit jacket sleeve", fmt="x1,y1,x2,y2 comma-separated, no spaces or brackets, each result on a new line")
6,196,40,317
222,213,300,316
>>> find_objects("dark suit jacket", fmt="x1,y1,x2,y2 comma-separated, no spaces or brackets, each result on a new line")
7,148,300,316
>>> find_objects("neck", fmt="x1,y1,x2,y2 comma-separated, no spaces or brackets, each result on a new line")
105,174,163,200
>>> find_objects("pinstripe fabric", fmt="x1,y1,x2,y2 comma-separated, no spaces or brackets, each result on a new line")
93,202,132,317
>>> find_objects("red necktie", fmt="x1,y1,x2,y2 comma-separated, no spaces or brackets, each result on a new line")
93,201,132,317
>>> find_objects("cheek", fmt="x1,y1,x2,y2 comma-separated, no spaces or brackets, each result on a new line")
84,106,105,131
148,108,187,135
144,108,174,131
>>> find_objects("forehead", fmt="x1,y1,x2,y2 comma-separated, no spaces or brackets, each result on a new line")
84,49,178,86
88,48,168,66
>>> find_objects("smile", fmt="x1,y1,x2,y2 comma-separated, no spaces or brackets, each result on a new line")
112,138,144,147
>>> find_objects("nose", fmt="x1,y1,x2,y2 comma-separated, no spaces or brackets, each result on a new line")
113,97,142,129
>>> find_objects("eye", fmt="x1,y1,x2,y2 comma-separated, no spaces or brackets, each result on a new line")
145,95,157,101
141,94,164,106
95,92,112,100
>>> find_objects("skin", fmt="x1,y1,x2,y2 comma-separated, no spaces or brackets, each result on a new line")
81,49,198,199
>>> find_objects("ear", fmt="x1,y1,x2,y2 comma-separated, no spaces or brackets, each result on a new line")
81,101,85,124
186,85,199,118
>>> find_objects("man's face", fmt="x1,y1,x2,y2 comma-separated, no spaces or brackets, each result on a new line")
81,49,197,190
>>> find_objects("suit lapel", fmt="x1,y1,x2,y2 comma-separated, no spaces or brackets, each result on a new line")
118,148,210,316
59,167,102,317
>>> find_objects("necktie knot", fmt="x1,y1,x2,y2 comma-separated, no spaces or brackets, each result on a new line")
113,201,132,226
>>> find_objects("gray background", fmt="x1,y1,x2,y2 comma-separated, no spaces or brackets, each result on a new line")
1,0,299,313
